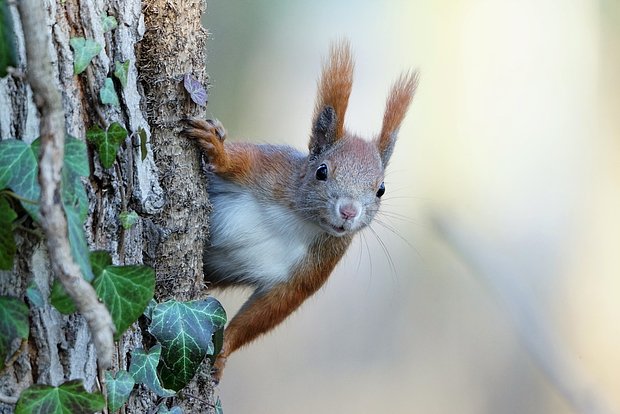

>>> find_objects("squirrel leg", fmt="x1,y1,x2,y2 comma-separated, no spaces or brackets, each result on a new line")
211,282,313,382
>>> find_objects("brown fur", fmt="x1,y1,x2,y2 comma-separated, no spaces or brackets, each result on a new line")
377,71,419,160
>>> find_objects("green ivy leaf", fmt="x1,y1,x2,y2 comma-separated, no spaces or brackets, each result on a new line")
0,0,18,77
207,327,224,365
101,14,118,33
114,60,129,88
149,298,227,391
0,197,17,269
63,135,90,177
119,210,138,229
158,405,183,414
61,135,90,221
143,298,156,320
138,128,148,161
100,77,120,106
105,370,134,412
1,137,92,281
64,202,94,282
0,296,29,370
90,250,112,278
15,379,104,414
50,279,77,315
70,37,102,75
26,282,44,308
31,135,90,220
91,251,155,339
86,123,127,169
0,140,40,220
215,397,223,414
128,345,176,397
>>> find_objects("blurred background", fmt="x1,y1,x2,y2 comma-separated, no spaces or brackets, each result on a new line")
202,1,620,413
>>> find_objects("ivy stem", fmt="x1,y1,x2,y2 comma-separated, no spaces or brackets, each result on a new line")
18,0,115,369
0,190,37,204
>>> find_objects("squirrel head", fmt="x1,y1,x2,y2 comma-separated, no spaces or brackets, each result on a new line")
296,40,418,237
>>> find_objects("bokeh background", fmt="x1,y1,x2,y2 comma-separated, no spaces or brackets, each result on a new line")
202,1,620,413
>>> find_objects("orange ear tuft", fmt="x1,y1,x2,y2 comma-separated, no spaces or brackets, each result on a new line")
377,70,419,165
313,40,354,140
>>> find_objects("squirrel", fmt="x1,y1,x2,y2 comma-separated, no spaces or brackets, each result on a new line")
182,40,418,382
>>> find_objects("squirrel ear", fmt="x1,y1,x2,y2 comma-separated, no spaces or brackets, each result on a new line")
377,71,419,166
309,105,337,155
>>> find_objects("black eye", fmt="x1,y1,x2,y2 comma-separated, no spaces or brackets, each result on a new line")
315,163,328,181
376,182,385,198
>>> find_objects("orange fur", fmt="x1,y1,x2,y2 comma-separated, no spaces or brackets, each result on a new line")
378,71,419,156
313,40,354,139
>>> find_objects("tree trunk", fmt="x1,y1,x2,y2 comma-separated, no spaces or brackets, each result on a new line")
0,0,214,412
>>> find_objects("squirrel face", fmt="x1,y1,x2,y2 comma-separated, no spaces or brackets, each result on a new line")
298,127,386,237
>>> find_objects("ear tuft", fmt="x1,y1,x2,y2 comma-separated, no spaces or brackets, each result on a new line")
377,70,419,166
309,39,354,153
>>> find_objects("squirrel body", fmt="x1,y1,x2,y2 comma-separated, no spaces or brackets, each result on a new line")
183,40,418,381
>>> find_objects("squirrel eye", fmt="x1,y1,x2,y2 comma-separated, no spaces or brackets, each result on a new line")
376,182,385,198
315,163,328,181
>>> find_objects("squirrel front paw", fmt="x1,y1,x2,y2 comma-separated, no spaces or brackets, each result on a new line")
182,118,229,172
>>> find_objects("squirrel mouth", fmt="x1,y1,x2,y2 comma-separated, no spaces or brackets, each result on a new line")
320,219,349,236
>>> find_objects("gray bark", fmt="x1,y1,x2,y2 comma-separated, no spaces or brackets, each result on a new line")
0,0,214,412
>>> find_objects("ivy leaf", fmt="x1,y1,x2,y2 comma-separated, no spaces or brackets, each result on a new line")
138,128,148,161
26,282,44,308
100,77,120,106
207,327,224,365
15,379,104,414
64,202,94,282
0,0,18,78
61,136,90,220
215,397,223,414
114,60,129,88
70,37,102,75
128,345,176,397
158,405,183,414
86,122,127,169
90,250,112,278
183,73,207,107
105,370,134,412
119,210,138,229
91,252,155,339
0,197,17,269
50,279,76,315
63,135,90,177
31,135,90,220
149,298,227,391
0,140,40,220
0,296,29,370
101,14,118,33
143,298,156,320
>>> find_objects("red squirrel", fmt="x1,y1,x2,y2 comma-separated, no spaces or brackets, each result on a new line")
183,40,418,381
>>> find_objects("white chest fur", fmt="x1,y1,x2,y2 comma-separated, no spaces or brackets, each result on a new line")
204,176,322,288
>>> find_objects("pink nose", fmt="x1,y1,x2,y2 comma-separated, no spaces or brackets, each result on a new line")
339,204,359,220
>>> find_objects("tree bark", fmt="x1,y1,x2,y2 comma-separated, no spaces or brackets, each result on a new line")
0,0,214,412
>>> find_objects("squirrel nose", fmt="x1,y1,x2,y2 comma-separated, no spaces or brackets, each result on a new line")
339,204,360,221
